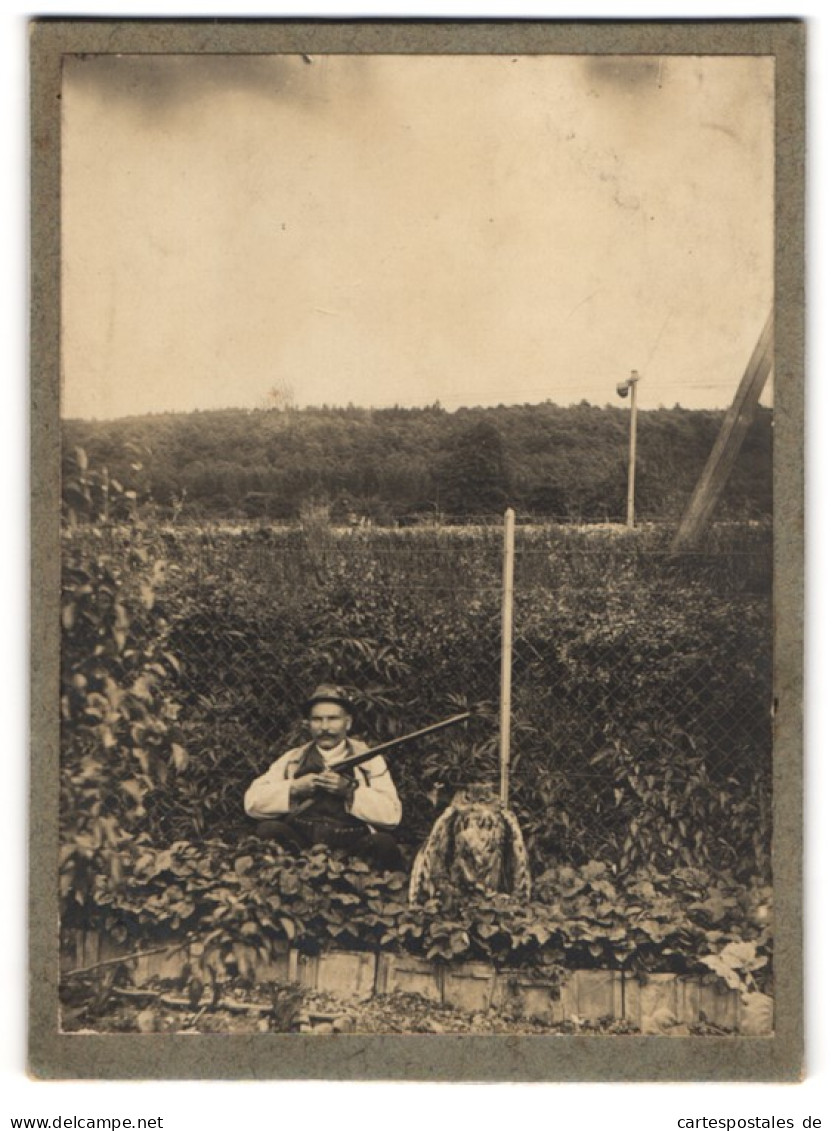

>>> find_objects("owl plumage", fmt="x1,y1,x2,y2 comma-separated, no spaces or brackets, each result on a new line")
409,786,531,904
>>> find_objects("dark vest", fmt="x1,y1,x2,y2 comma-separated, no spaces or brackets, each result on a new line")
290,741,366,832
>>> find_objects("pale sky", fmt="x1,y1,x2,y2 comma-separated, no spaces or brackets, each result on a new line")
61,52,774,419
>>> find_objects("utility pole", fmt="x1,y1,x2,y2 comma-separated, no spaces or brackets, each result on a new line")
616,369,640,529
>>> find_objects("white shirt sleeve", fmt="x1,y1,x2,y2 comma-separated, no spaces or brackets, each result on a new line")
347,754,402,831
243,750,298,819
244,745,403,831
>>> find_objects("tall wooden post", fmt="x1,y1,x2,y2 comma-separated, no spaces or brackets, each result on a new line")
672,309,774,552
626,371,639,529
499,507,516,806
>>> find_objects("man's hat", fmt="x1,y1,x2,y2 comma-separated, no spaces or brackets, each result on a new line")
303,683,354,716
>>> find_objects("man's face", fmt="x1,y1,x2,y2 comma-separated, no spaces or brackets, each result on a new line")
307,702,351,749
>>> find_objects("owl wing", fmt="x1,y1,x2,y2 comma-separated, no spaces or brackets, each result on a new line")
408,804,458,904
502,807,532,900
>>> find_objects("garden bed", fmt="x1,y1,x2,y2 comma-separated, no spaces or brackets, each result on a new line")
60,841,774,1039
63,929,771,1035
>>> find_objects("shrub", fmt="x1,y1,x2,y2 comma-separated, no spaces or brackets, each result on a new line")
60,455,190,907
62,839,772,992
59,453,773,964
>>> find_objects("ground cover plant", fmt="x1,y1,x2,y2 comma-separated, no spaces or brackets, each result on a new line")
60,451,773,1023
62,839,771,981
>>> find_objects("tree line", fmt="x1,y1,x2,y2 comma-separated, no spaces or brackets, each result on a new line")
61,400,772,523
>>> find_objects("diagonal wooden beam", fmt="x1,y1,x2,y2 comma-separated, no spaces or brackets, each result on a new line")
671,309,774,553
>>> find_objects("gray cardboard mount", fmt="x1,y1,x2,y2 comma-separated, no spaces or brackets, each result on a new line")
29,18,805,1081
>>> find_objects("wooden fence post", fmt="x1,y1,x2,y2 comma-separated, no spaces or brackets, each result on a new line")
500,507,516,806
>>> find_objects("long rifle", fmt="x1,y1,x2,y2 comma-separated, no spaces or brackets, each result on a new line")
290,711,471,816
328,711,471,772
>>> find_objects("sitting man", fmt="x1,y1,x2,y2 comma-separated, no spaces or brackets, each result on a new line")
244,684,404,871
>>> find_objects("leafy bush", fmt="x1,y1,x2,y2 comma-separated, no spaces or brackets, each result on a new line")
59,450,772,979
145,523,771,879
60,455,190,907
62,839,772,992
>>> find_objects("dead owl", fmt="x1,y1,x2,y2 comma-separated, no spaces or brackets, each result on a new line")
409,785,531,904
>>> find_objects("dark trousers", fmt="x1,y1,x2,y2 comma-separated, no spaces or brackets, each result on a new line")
253,816,404,872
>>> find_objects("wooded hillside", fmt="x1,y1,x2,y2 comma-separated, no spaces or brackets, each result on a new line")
62,401,772,523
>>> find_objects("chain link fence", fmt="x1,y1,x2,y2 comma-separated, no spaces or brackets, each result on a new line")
142,516,771,879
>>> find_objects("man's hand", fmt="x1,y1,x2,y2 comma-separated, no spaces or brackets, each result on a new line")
289,774,320,801
315,770,353,797
289,771,353,802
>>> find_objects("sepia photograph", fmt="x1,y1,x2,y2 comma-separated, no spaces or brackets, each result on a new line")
29,18,804,1081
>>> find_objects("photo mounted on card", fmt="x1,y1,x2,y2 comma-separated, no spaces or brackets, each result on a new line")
29,19,804,1080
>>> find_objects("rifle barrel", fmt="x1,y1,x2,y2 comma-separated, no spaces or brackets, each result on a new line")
331,711,471,771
